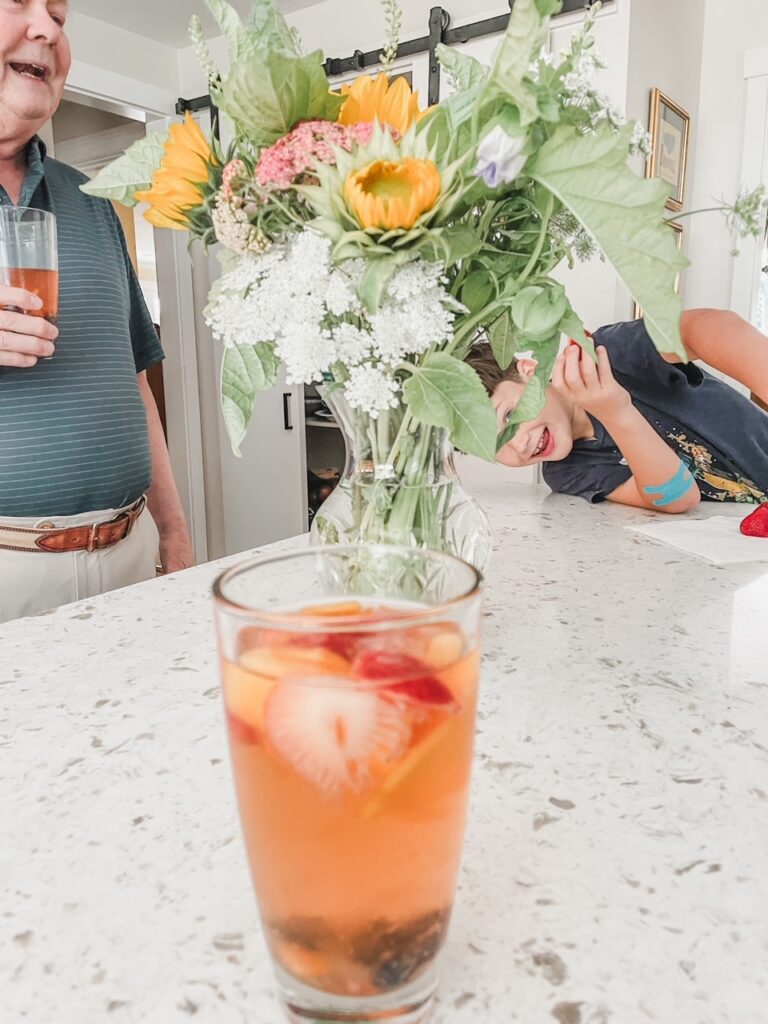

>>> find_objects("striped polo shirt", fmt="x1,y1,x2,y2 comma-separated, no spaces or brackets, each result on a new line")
0,138,164,517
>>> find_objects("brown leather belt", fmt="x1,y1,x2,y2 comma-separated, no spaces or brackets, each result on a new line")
0,496,147,554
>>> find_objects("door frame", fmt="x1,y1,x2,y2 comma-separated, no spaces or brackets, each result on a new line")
731,47,768,324
63,66,210,561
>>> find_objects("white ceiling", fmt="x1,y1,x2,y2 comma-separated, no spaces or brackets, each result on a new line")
72,0,325,49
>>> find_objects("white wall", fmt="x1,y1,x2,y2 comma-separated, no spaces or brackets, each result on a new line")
686,0,768,312
65,12,179,115
625,0,706,310
67,12,179,94
550,0,634,331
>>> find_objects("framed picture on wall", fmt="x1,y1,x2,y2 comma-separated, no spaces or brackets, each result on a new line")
647,88,691,212
634,220,684,319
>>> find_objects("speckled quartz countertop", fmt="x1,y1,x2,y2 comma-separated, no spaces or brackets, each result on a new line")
2,484,768,1024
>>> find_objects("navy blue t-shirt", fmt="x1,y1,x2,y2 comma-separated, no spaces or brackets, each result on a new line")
543,319,768,504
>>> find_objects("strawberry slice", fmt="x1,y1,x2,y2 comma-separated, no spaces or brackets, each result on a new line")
740,503,768,538
240,626,362,662
265,682,411,795
353,650,459,712
226,709,260,746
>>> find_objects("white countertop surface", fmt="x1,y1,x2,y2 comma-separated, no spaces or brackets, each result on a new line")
2,484,768,1024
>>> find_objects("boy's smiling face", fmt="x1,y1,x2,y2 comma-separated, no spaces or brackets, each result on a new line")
492,376,576,469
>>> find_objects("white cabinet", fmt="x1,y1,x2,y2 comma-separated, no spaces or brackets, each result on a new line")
216,371,308,556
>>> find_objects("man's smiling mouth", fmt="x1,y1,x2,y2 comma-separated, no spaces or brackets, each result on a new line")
9,62,50,82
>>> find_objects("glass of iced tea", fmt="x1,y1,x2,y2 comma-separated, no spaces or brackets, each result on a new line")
0,206,58,321
212,544,483,1023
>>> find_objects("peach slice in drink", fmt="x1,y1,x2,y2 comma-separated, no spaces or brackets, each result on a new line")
224,644,351,743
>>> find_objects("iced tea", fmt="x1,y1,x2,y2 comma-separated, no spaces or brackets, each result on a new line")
213,546,482,1023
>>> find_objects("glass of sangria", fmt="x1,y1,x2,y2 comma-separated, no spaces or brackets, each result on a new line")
212,544,483,1024
0,206,58,322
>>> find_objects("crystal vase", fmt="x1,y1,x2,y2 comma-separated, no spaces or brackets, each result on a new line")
310,388,492,572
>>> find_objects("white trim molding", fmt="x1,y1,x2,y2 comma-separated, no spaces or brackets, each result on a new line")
66,60,177,118
154,229,210,563
730,51,768,324
744,46,768,80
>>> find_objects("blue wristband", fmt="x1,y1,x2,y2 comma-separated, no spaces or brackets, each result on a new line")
643,459,695,507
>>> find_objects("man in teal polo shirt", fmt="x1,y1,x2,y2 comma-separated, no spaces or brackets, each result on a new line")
0,0,193,621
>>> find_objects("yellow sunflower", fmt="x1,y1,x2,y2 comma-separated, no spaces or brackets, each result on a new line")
337,74,427,135
344,158,441,231
135,113,217,230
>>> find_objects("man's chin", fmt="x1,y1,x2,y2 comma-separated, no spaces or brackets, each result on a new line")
3,86,59,124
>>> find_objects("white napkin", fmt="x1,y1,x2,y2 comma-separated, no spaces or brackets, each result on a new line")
627,515,768,565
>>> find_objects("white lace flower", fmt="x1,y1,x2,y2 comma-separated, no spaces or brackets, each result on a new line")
371,262,457,362
277,322,338,384
332,321,372,366
326,266,364,317
343,364,400,418
204,230,461,389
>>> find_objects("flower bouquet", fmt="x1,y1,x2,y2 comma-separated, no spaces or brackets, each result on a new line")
84,0,693,568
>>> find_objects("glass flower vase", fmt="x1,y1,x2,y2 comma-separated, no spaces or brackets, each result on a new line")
310,387,492,572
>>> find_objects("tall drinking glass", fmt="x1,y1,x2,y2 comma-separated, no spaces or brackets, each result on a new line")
213,545,483,1024
0,206,59,321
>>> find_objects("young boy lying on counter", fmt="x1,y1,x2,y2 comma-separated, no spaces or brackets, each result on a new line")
468,309,768,514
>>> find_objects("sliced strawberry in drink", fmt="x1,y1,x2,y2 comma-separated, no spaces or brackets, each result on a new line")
240,625,361,662
242,645,351,679
225,645,349,741
264,682,411,795
353,650,459,712
226,708,260,746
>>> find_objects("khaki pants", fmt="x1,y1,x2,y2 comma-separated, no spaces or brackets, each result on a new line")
0,502,160,624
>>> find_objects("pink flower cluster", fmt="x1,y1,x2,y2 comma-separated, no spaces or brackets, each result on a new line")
256,120,377,190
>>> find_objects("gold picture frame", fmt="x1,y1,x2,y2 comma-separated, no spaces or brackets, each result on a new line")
647,88,691,212
634,220,684,320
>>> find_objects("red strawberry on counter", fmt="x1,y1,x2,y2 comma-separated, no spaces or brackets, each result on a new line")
740,503,768,538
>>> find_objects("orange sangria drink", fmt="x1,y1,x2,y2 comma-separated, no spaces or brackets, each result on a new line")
213,545,483,1024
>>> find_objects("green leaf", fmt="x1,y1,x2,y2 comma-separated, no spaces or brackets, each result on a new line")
416,222,484,266
533,0,563,15
525,329,561,383
529,123,688,358
79,131,167,206
212,49,343,148
206,0,300,63
220,342,280,456
461,271,494,313
509,282,568,340
436,43,489,93
245,0,301,57
559,305,597,360
358,253,410,313
205,0,247,59
420,83,484,157
488,310,517,370
495,374,546,450
486,0,548,126
403,353,498,461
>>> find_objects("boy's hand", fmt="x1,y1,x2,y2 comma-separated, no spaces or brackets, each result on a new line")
552,344,631,421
